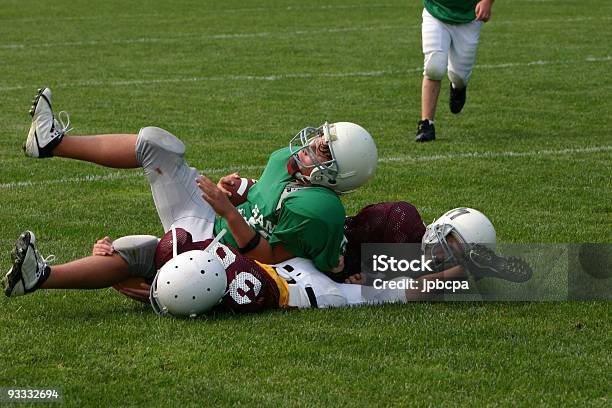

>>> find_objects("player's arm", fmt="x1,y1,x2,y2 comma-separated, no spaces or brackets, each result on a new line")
196,175,293,264
222,210,294,263
406,265,466,300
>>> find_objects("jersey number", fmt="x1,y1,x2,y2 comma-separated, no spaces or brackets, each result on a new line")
228,272,262,305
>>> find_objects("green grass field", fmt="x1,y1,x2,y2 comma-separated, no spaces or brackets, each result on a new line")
1,0,611,406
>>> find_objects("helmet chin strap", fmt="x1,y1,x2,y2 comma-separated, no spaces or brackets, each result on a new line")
287,156,309,183
206,229,227,252
287,155,332,187
171,227,178,258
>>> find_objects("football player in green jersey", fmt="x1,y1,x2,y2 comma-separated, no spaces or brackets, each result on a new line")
415,0,495,142
20,88,377,282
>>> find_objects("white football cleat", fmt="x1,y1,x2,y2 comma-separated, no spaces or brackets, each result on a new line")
24,88,72,158
3,231,54,297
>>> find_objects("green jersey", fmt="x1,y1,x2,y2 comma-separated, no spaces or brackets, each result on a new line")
214,147,346,272
424,0,479,24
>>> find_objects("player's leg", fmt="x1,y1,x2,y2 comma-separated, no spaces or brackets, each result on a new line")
42,255,131,289
447,20,484,114
3,231,129,296
52,134,139,168
45,234,160,289
341,265,468,305
275,258,348,308
3,232,159,297
274,257,433,308
24,88,139,167
136,126,215,241
421,79,442,123
416,9,451,142
25,88,215,240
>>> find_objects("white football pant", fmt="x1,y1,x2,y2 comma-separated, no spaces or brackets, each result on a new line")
421,8,483,88
274,257,407,309
136,126,215,241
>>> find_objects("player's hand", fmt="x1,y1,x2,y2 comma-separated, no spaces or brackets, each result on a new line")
345,273,365,285
330,255,345,274
217,172,241,197
113,281,151,303
196,175,235,218
475,0,493,22
92,236,114,256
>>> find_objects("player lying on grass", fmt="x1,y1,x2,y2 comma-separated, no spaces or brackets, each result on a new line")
3,202,532,316
19,87,377,275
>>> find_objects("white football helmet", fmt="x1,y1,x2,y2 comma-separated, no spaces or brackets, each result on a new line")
289,122,377,194
421,208,496,271
150,249,227,318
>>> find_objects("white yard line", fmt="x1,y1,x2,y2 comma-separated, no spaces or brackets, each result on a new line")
0,4,391,23
0,26,402,50
1,15,610,50
2,146,609,190
0,56,609,93
383,146,612,163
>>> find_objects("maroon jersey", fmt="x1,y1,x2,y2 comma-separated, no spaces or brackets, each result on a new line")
155,228,281,313
342,201,426,280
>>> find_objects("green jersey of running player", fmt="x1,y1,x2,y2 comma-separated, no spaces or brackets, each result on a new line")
424,0,479,24
214,147,346,272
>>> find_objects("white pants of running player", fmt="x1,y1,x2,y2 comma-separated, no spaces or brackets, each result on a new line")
421,8,483,89
135,126,215,241
274,257,407,309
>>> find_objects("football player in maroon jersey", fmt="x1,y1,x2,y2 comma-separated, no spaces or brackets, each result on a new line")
3,201,531,314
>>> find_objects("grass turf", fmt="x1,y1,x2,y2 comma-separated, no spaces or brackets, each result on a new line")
0,0,611,406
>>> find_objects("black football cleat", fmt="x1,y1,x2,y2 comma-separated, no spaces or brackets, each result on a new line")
449,84,466,114
415,119,435,142
464,244,533,283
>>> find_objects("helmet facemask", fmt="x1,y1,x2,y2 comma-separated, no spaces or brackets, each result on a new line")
289,122,339,188
421,207,497,274
422,223,469,272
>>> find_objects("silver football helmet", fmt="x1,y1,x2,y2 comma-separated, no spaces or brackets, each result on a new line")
289,122,377,194
421,208,496,271
150,229,227,318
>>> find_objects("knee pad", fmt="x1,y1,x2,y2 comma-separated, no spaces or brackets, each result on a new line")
138,126,186,157
423,51,447,81
113,235,160,281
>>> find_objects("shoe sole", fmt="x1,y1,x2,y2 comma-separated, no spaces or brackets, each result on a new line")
24,88,52,157
3,231,32,297
470,249,533,283
450,106,464,114
415,134,435,142
499,257,533,283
